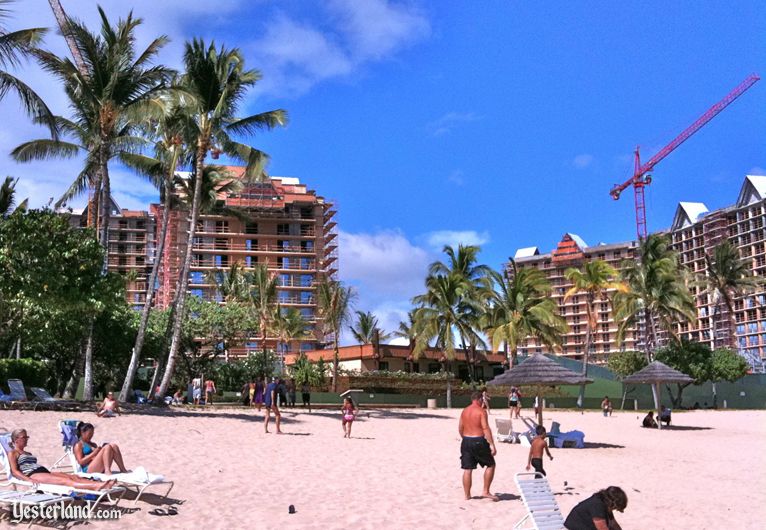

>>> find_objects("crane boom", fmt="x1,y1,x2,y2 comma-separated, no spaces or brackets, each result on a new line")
609,73,760,239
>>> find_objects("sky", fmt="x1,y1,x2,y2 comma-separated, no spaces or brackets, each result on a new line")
1,0,765,342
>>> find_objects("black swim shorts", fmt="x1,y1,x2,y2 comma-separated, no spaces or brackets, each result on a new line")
530,457,545,477
460,437,495,469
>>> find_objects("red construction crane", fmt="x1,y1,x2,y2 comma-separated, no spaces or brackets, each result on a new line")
610,73,760,239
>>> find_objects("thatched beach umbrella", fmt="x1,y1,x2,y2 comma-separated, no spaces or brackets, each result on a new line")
488,354,593,426
622,361,694,430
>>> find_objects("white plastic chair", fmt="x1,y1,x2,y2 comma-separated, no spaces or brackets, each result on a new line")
495,419,520,443
514,472,565,529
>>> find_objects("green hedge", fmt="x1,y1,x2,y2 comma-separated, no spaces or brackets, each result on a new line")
0,359,50,394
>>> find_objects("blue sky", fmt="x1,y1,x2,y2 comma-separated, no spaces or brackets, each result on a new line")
2,0,764,338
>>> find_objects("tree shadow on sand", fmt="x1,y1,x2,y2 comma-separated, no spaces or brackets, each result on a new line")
659,425,713,431
581,442,625,449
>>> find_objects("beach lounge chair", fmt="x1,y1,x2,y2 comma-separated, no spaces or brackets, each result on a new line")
54,420,174,504
2,380,33,411
0,489,74,528
514,472,565,530
548,422,585,449
29,387,82,411
0,433,125,517
495,419,520,443
133,390,148,404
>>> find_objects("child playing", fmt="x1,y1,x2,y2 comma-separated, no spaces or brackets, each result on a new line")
526,425,553,477
341,397,358,438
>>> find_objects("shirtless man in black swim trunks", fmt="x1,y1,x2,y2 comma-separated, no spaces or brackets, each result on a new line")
458,391,498,501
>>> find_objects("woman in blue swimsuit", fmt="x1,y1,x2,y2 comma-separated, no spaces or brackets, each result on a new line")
74,422,129,474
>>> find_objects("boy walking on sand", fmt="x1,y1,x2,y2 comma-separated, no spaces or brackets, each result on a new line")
526,425,553,477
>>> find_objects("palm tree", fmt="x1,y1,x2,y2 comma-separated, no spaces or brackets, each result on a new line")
703,240,765,349
613,234,696,358
316,280,355,392
484,264,568,366
412,273,485,407
564,260,625,406
206,262,251,303
0,176,27,218
117,100,189,401
247,263,279,355
273,306,309,370
0,0,55,132
415,245,490,385
18,7,172,245
157,39,286,400
349,310,390,369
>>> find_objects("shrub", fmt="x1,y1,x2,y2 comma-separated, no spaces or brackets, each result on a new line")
0,358,51,394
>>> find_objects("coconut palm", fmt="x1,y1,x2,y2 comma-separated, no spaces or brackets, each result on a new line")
156,39,286,399
16,7,173,246
117,100,189,401
0,0,55,132
273,306,309,364
415,245,490,385
702,240,765,349
564,260,625,406
316,280,355,391
206,262,251,303
349,310,390,369
245,263,279,354
412,273,485,407
484,264,568,366
613,234,696,360
0,176,27,218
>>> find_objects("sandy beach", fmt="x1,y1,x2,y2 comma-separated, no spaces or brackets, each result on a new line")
1,406,764,529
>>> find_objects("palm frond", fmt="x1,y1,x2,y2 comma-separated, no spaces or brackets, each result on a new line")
11,139,81,162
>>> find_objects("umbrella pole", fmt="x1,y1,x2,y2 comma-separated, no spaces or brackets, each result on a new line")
656,382,662,431
537,391,543,427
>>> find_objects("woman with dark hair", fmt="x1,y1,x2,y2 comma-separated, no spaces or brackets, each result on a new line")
73,422,129,474
564,486,628,530
7,429,115,491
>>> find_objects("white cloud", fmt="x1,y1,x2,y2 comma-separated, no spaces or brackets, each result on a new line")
426,111,480,137
425,230,490,250
447,169,464,186
748,166,765,176
328,0,431,61
250,1,430,97
339,229,430,298
572,153,594,169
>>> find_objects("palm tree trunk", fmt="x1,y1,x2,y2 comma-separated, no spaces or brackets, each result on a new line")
725,298,737,351
82,319,95,400
446,360,452,408
579,303,594,408
332,331,340,392
158,146,206,399
119,184,172,401
646,310,660,409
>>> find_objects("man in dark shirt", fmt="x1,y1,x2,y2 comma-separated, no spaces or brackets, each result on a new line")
263,378,282,434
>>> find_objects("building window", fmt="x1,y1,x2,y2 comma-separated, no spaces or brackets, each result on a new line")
427,363,440,374
190,288,204,298
403,362,412,373
190,271,204,284
378,361,390,371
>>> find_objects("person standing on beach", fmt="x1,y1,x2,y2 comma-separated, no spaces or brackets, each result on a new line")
526,425,553,477
301,381,311,413
254,377,264,411
508,387,521,419
263,378,282,434
458,391,498,501
204,378,216,405
341,397,358,438
192,378,201,405
287,378,297,407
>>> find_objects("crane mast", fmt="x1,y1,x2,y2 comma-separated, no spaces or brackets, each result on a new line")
610,73,760,239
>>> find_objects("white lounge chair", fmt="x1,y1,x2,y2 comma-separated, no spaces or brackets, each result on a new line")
495,419,520,443
0,489,73,528
54,420,174,504
514,472,565,530
0,433,125,518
